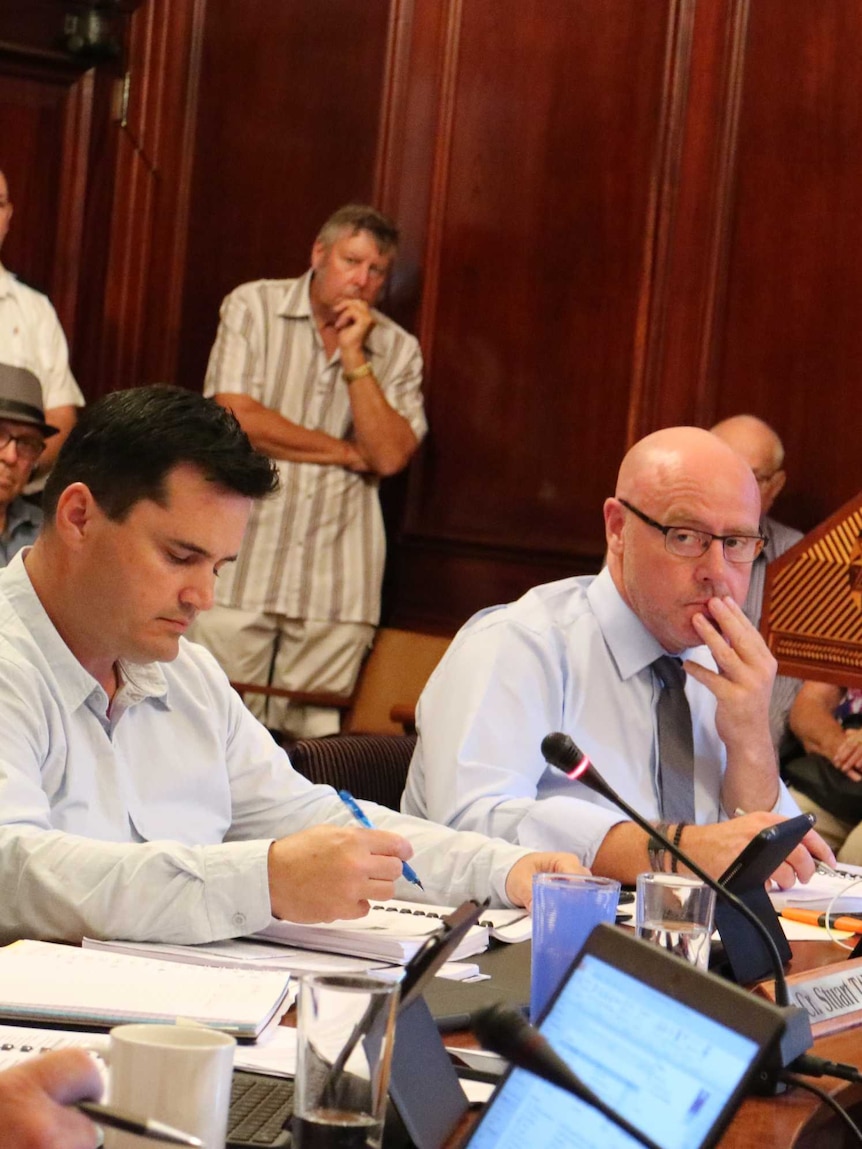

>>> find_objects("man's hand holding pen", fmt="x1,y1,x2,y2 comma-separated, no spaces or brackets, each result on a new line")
267,823,415,923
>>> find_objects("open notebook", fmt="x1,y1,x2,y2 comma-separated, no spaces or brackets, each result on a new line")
256,902,490,963
464,924,784,1149
770,863,862,914
0,940,293,1039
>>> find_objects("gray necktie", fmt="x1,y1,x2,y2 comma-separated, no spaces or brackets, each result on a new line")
653,655,696,822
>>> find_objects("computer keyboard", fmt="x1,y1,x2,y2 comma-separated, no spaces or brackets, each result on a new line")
227,1070,294,1147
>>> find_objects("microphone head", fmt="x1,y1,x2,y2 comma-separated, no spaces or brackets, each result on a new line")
471,1003,534,1065
541,732,585,773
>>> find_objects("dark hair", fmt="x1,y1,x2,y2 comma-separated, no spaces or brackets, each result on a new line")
316,204,399,255
42,385,278,522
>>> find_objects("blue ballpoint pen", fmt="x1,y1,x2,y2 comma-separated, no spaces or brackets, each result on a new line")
337,789,425,890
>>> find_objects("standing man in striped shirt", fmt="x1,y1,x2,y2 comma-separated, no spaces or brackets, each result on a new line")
193,205,425,739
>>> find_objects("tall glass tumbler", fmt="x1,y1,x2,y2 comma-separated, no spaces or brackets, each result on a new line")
530,873,621,1021
293,973,398,1149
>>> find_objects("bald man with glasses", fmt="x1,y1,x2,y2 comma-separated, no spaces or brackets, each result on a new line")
402,427,831,886
0,364,55,565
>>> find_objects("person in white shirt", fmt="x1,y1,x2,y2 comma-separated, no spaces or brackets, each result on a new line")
0,169,85,481
403,427,832,886
0,384,584,946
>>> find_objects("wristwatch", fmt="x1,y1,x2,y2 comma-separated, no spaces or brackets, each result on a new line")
343,362,374,383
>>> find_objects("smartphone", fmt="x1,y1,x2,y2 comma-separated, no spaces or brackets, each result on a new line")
718,812,816,890
712,812,815,984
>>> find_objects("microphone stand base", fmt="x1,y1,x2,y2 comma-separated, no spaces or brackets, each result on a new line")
751,1006,814,1095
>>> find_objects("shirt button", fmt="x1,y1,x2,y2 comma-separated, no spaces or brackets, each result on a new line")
232,912,246,929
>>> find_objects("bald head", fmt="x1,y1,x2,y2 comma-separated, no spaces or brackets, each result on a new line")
709,415,786,515
605,427,762,653
616,426,759,507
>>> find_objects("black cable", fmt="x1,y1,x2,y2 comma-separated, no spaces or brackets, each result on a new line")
791,1053,862,1083
778,1073,862,1144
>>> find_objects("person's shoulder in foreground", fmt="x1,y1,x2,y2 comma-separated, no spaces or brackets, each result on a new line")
404,425,833,887
0,384,586,946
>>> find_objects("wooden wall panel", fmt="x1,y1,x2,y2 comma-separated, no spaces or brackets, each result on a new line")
714,0,862,532
384,0,680,628
78,0,203,399
0,0,189,402
176,0,393,393
4,2,859,638
415,0,673,548
0,57,93,344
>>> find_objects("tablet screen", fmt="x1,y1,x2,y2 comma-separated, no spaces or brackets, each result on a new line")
466,950,761,1149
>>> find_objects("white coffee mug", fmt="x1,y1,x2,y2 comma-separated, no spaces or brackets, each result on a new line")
104,1023,236,1148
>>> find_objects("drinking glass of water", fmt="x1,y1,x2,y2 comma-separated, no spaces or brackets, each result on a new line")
294,973,398,1149
635,873,716,970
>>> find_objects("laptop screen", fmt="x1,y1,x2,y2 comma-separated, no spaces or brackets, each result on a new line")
466,926,781,1149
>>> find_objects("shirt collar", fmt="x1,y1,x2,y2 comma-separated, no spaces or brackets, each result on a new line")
586,566,709,680
3,497,41,538
0,551,170,714
277,271,313,319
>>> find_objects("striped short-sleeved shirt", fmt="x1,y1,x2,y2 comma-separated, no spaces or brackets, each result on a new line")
204,273,426,624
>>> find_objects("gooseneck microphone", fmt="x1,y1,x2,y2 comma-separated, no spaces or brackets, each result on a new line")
471,1004,663,1149
540,732,791,1004
540,732,815,1085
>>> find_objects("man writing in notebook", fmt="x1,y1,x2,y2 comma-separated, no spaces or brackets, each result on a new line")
403,427,832,885
0,385,584,946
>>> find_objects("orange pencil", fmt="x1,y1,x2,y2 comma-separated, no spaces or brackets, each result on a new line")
781,907,862,933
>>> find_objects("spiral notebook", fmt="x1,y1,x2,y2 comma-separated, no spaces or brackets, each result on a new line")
0,940,293,1039
255,900,490,963
769,862,862,914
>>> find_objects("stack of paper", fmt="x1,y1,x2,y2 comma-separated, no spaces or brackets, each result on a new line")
0,1022,299,1079
770,863,862,914
0,940,292,1039
84,936,389,975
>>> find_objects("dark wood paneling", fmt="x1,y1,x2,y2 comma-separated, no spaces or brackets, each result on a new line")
382,1,677,625
5,1,861,634
0,66,72,296
176,0,394,392
715,0,862,530
408,0,673,553
0,54,95,358
81,0,203,399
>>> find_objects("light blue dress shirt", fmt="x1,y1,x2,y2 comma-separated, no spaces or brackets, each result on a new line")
0,553,531,945
402,568,798,866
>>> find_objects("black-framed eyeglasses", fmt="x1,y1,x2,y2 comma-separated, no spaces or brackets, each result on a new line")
618,498,765,564
0,428,46,463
